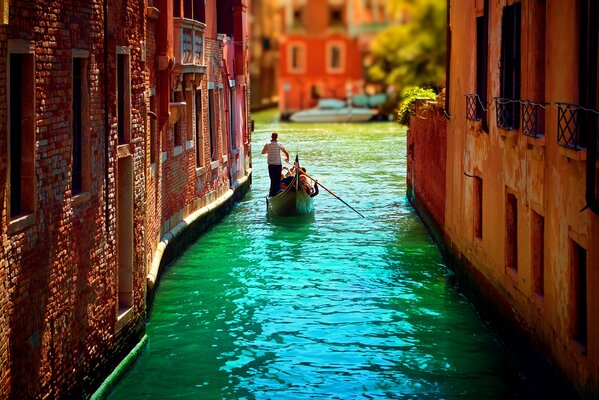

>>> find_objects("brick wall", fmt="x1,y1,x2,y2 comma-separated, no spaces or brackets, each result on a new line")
0,0,252,398
0,0,147,398
407,97,447,229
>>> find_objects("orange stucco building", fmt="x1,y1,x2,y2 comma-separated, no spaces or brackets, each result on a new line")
409,0,598,396
278,0,393,116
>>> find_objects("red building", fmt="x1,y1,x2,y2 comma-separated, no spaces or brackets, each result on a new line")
0,0,251,398
278,0,393,117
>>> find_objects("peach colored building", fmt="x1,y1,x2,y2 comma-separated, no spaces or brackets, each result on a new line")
278,0,393,116
409,0,598,396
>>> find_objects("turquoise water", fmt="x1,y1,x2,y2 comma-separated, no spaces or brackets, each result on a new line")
109,111,519,399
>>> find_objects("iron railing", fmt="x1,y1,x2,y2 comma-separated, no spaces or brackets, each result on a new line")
465,94,481,121
494,97,520,130
557,103,583,149
521,100,548,138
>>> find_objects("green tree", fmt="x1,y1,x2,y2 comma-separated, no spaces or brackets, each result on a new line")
369,0,446,96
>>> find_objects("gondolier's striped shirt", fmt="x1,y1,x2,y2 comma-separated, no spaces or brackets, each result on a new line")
263,141,287,165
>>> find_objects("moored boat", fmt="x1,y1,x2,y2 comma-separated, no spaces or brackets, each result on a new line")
289,98,376,123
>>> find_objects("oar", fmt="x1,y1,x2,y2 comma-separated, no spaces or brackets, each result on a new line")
286,163,365,218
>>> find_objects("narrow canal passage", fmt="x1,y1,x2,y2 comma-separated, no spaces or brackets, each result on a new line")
109,111,522,399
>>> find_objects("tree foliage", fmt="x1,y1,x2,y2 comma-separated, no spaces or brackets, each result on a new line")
369,0,446,96
396,86,437,125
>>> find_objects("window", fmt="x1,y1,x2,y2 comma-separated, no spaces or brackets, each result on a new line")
505,191,518,272
72,56,90,195
531,211,544,297
184,0,192,18
473,176,483,240
499,3,521,130
570,239,587,353
173,91,183,147
292,7,303,28
186,88,194,141
579,0,598,213
327,43,344,73
193,0,205,22
230,88,236,150
149,92,157,165
195,89,203,167
174,0,181,18
8,51,35,219
117,51,131,144
208,88,217,161
329,7,343,27
476,14,488,123
220,88,228,156
289,44,305,73
217,0,233,36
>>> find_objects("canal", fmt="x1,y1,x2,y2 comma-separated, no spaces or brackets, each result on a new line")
109,110,524,399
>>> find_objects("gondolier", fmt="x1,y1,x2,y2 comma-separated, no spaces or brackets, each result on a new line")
262,132,290,197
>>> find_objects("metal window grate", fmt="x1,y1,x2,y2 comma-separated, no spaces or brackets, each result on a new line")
557,103,582,149
465,94,481,121
495,97,519,130
521,100,547,138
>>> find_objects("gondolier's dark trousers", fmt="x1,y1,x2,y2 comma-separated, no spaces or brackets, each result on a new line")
268,164,282,197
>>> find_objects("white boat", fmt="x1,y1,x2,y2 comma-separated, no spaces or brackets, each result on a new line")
289,99,376,123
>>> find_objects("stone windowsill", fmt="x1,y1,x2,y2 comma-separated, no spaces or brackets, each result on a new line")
196,166,207,177
116,306,134,333
186,140,194,150
150,163,157,175
8,213,36,234
559,145,586,162
467,119,483,133
497,127,519,139
146,6,160,19
161,151,168,163
173,145,183,156
210,160,219,170
72,192,91,207
222,154,228,163
525,134,546,147
117,143,132,158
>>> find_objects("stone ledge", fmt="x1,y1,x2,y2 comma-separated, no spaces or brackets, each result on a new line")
558,145,586,161
8,213,36,234
146,171,252,290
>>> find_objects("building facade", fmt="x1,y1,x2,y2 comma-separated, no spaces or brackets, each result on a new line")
278,0,393,117
0,0,251,398
409,0,598,396
249,0,281,110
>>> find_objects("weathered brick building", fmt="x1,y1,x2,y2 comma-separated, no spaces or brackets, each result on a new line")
409,0,598,397
0,0,251,398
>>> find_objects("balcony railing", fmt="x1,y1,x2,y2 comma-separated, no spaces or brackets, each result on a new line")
494,97,520,131
557,102,599,150
557,103,583,149
174,18,206,73
465,94,482,121
521,100,548,138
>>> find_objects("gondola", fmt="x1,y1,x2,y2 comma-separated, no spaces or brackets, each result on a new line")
266,160,314,216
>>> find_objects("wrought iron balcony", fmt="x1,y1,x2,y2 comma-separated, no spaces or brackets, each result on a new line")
465,94,482,121
557,103,582,149
173,18,206,74
521,100,548,138
557,102,599,150
494,97,520,131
